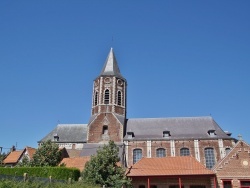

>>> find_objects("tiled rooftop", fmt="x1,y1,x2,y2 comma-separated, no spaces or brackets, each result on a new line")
127,156,214,177
26,147,36,159
3,151,23,164
60,156,90,171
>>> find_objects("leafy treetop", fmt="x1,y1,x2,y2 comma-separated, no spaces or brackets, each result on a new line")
82,140,131,188
31,140,62,167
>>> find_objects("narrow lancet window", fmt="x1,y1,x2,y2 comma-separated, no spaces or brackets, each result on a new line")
117,91,122,105
94,91,98,105
104,89,109,104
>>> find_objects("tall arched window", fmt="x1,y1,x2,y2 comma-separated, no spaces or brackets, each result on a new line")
180,148,190,156
133,149,142,164
94,91,98,105
156,148,166,157
104,89,109,104
204,147,215,169
117,91,122,105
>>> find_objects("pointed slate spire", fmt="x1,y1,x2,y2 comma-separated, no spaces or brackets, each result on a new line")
100,48,124,79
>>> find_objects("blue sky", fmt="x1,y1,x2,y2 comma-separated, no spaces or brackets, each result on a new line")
0,1,249,153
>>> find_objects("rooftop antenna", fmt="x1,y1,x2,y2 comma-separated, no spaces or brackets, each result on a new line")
238,134,243,141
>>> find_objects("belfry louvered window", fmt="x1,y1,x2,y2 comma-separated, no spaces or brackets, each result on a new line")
104,89,109,104
117,91,122,105
94,91,98,105
180,147,190,156
204,147,215,169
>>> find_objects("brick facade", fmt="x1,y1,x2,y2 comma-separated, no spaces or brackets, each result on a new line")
213,141,250,188
126,139,235,167
131,176,214,188
88,113,123,143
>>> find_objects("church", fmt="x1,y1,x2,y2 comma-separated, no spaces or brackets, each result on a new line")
39,48,237,168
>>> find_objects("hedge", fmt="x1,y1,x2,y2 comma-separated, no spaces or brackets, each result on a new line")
0,167,80,181
0,179,99,188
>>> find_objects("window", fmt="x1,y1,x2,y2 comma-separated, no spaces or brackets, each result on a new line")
127,132,134,139
225,148,231,155
117,91,122,105
133,149,142,164
208,129,216,136
156,148,166,157
53,134,59,141
204,147,215,169
180,148,190,156
104,89,109,104
102,125,108,134
94,91,98,105
223,180,232,188
163,130,171,137
241,181,250,188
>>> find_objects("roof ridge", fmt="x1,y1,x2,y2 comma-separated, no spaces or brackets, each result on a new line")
128,116,213,120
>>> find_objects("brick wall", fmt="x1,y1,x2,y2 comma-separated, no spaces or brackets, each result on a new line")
131,176,213,188
214,141,250,188
88,113,123,143
126,139,235,167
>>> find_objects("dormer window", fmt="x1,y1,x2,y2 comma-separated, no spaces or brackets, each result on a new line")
127,132,135,139
53,134,59,141
208,129,216,137
224,131,232,136
163,130,171,138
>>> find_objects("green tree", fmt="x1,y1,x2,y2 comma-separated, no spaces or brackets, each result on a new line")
31,140,62,167
16,155,31,167
82,140,131,188
0,152,6,167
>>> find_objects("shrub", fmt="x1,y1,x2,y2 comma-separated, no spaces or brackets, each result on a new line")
0,167,80,181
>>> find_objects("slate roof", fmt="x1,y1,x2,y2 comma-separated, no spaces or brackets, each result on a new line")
79,143,124,159
99,48,125,79
60,157,90,171
124,116,233,140
88,113,126,127
127,156,214,177
39,124,87,143
65,149,82,158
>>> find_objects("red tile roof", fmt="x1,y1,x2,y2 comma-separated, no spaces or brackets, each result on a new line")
60,156,90,171
127,156,214,177
3,151,23,164
25,147,36,159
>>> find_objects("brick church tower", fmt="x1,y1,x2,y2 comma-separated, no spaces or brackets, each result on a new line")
87,48,127,143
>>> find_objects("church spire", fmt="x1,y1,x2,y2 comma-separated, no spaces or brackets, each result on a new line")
88,48,127,143
100,48,124,79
